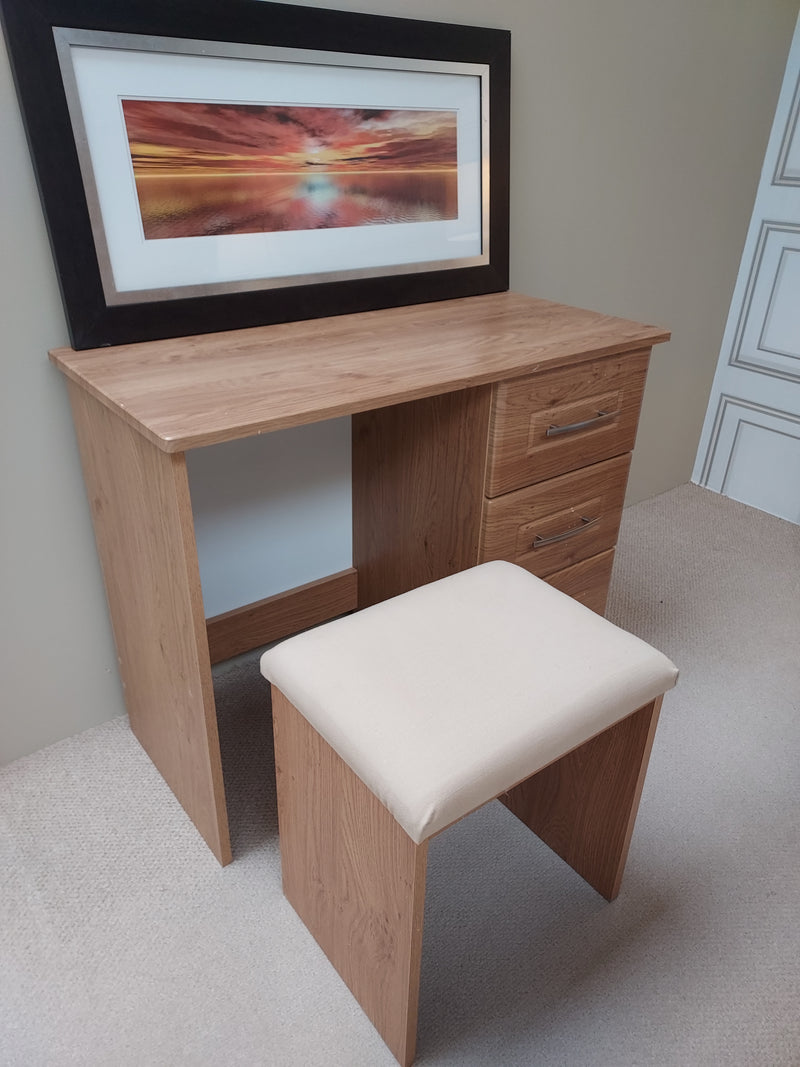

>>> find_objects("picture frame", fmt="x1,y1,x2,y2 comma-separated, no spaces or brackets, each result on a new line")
1,0,510,349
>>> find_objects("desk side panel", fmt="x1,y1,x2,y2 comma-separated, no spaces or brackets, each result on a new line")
352,386,491,606
67,383,231,864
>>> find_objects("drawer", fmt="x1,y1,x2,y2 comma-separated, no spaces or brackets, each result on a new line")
485,350,649,497
543,549,616,616
479,453,630,578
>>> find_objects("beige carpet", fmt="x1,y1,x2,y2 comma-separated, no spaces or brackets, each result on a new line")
1,483,798,1065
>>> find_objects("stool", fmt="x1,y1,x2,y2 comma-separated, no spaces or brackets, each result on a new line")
260,561,678,1066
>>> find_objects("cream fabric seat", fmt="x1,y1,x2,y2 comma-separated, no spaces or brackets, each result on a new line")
260,561,678,1067
260,560,678,844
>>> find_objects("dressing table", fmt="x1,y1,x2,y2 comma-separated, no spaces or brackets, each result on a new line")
50,290,669,863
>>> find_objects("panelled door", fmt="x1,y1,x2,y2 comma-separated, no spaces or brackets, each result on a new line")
693,14,800,525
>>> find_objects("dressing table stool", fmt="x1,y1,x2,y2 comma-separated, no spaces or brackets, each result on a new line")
260,560,678,1065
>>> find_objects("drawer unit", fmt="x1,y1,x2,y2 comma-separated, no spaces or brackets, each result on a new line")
485,350,649,498
479,453,630,579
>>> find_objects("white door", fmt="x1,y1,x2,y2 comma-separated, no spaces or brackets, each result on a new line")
693,14,800,525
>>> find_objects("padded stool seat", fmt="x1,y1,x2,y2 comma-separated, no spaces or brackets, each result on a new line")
262,561,678,845
260,561,678,1066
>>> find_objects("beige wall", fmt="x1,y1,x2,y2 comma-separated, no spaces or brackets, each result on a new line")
1,0,797,762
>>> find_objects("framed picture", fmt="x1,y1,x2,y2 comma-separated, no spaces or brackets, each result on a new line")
1,0,510,349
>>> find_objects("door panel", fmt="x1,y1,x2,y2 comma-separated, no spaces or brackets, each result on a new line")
694,14,800,525
702,398,800,523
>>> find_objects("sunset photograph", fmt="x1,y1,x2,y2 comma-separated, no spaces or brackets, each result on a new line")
121,100,459,239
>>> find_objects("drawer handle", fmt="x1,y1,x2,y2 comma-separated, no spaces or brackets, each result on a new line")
532,515,599,549
546,409,621,437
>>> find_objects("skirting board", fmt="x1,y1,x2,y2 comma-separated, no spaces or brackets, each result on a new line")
206,568,358,664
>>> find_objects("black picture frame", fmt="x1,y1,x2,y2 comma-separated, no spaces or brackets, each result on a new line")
1,0,510,349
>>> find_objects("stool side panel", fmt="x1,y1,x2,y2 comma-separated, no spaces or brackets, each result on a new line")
272,688,427,1066
500,697,663,900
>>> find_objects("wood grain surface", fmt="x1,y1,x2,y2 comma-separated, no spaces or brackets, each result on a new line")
205,568,357,663
67,383,231,864
485,349,650,496
479,453,631,578
273,689,427,1067
353,387,491,606
500,698,663,901
50,292,669,453
543,548,616,615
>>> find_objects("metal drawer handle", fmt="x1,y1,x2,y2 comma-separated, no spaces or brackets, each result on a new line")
532,515,599,549
546,409,621,437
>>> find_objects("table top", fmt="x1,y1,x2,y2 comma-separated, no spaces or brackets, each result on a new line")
50,291,670,453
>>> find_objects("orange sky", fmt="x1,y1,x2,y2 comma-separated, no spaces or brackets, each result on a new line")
121,100,458,176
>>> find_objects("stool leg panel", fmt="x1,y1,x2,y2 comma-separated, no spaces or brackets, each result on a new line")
272,688,427,1067
500,698,663,901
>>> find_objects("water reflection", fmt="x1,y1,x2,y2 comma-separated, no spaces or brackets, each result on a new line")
134,170,458,240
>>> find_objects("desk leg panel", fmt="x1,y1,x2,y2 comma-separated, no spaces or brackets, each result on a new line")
67,384,231,865
352,386,492,607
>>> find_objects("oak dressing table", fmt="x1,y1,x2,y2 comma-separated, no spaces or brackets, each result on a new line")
50,290,669,864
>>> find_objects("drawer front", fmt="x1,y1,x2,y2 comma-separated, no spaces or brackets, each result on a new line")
485,350,649,497
479,453,630,578
543,549,615,616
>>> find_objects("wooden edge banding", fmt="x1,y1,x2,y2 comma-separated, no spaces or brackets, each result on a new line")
272,689,427,1066
206,568,358,663
603,696,663,899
